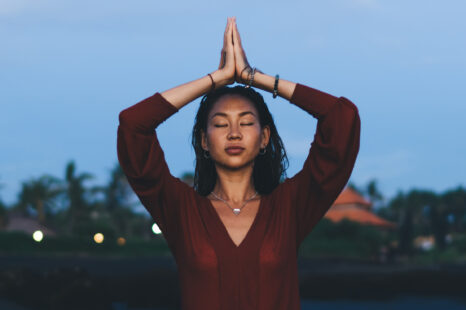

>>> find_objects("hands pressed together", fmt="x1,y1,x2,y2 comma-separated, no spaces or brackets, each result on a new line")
218,17,253,86
160,16,295,109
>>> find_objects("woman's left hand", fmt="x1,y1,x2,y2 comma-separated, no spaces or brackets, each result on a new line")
231,17,251,84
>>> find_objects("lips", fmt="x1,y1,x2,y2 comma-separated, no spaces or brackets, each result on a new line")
225,146,245,155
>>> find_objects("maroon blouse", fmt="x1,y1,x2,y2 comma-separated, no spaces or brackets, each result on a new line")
117,83,361,310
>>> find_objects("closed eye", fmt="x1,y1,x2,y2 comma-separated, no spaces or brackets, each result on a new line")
214,123,254,127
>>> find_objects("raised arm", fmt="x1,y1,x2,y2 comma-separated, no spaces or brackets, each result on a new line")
237,71,360,248
117,17,237,251
231,17,360,247
285,85,361,247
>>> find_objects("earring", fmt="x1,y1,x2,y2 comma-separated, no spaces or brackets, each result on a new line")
203,150,211,159
259,148,266,155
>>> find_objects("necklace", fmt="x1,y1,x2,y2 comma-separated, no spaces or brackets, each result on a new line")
210,190,259,216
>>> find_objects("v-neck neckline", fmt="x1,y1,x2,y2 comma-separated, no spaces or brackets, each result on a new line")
205,193,265,250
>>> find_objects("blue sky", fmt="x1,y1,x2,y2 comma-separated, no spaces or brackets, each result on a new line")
1,0,465,207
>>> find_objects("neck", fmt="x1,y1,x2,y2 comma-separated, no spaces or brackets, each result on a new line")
213,164,257,203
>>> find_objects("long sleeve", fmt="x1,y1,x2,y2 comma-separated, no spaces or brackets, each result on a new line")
117,92,189,254
284,83,361,247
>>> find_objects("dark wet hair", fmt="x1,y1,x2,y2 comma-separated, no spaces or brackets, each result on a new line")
191,85,289,196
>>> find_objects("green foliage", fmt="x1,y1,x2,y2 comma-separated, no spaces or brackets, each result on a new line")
0,201,7,228
451,234,466,253
0,231,171,256
299,219,388,259
3,159,466,262
410,246,466,265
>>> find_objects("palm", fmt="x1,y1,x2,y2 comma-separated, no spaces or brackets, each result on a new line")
231,18,250,84
218,17,235,85
218,17,251,85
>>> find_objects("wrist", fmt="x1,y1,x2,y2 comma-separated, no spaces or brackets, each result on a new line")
255,71,296,101
251,71,273,92
211,69,230,88
239,66,252,85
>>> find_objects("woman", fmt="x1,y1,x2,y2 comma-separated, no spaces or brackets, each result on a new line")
117,17,360,310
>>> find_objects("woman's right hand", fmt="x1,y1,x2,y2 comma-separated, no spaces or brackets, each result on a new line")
217,17,235,85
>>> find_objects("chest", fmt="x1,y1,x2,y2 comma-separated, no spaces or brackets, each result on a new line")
209,198,261,247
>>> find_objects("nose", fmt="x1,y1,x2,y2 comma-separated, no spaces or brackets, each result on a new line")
227,124,242,140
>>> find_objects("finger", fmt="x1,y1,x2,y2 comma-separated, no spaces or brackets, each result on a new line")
232,21,242,60
220,19,229,69
223,18,230,48
233,18,242,47
227,17,233,46
218,49,225,69
225,35,235,65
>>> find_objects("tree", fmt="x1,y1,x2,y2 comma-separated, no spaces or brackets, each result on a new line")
0,200,6,229
388,189,439,254
0,178,7,227
93,163,139,236
15,175,63,224
63,160,95,235
181,172,194,187
365,179,385,209
389,191,414,254
348,179,385,209
441,186,466,234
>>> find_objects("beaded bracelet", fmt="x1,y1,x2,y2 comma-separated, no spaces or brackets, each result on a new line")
273,74,279,98
245,67,256,89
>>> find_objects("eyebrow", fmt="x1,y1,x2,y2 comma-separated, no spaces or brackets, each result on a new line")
210,111,256,120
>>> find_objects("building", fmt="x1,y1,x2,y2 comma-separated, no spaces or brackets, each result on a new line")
324,187,396,230
2,211,57,237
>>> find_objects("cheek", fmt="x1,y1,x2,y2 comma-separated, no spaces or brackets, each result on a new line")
246,127,262,144
205,130,223,148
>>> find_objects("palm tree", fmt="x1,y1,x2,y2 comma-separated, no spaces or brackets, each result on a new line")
366,179,385,209
390,189,439,254
94,163,139,236
15,175,63,225
63,160,94,235
389,191,414,254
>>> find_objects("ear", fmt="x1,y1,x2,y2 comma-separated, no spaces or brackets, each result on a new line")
261,125,271,149
201,129,209,151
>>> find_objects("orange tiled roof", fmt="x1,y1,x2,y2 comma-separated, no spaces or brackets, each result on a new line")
325,206,396,228
334,187,372,207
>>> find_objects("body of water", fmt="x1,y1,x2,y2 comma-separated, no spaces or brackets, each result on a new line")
2,296,466,310
302,296,466,310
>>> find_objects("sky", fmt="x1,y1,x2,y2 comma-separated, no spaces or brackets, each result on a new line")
1,0,465,207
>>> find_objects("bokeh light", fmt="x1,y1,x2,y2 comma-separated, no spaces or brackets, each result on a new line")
117,237,126,246
32,230,43,242
152,223,161,235
93,233,104,244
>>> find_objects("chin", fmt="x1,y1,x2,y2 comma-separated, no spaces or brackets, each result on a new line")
215,156,255,171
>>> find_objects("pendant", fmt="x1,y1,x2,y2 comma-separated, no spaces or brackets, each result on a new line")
233,208,241,215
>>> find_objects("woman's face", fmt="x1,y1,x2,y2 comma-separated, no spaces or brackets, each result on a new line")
201,94,270,170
